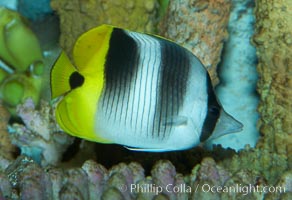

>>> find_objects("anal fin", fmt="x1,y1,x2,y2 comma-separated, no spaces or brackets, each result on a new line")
124,146,168,152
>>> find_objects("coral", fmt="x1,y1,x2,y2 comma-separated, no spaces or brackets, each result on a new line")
150,160,189,200
207,0,259,150
1,155,291,199
221,147,288,185
8,98,74,166
191,157,290,199
50,0,158,57
0,7,43,72
0,67,8,83
81,160,109,200
159,0,231,84
0,7,44,114
0,172,12,199
157,0,169,19
1,155,143,199
253,0,292,158
0,101,15,165
264,171,292,200
1,74,42,112
1,156,179,199
5,155,50,199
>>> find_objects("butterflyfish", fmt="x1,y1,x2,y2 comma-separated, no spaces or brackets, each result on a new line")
50,24,243,152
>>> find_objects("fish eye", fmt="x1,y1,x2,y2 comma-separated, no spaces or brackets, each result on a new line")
69,71,84,89
209,106,220,116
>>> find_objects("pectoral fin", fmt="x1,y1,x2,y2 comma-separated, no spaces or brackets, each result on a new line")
163,116,188,126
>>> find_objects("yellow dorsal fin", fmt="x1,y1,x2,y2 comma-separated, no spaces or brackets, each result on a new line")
73,24,114,72
51,51,77,99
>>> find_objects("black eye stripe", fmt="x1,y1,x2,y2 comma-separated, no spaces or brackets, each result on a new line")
69,71,84,89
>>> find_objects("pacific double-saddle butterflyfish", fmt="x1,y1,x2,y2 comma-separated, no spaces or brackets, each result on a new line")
50,24,243,152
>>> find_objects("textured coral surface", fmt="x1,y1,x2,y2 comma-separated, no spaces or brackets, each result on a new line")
1,155,291,199
0,101,15,162
253,0,292,162
51,0,158,57
159,0,231,84
9,99,73,166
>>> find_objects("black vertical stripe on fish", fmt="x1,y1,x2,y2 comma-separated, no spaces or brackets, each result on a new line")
117,35,136,125
103,28,139,123
129,43,140,129
113,64,122,122
200,74,221,142
160,41,173,138
124,50,138,127
157,54,165,139
156,39,190,139
170,44,176,125
157,42,168,139
152,51,162,138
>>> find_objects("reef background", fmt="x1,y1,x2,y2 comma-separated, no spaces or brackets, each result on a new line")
254,0,292,162
50,0,158,60
0,0,291,199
